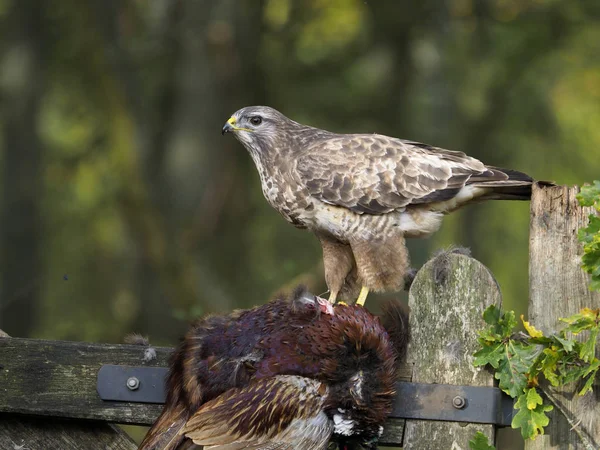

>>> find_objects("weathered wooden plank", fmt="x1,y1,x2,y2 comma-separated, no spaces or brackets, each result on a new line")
379,418,405,447
0,338,170,425
403,252,502,449
0,328,137,449
0,336,412,445
380,363,413,447
527,184,600,450
0,414,137,450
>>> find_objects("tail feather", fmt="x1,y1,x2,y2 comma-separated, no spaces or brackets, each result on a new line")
488,166,533,183
138,404,189,450
475,184,532,201
471,166,535,201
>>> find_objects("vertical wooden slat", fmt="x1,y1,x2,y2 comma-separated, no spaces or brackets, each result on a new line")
403,252,502,449
527,184,600,450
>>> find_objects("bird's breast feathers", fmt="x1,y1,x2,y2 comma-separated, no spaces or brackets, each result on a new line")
259,170,448,239
301,200,445,241
258,169,315,227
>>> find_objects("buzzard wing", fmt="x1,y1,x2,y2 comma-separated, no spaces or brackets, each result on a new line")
182,375,332,450
296,135,520,214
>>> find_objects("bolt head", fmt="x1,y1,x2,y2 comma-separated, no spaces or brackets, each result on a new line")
452,395,466,409
126,376,140,390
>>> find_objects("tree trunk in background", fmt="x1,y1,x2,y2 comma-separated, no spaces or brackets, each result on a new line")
94,0,268,338
129,0,239,337
0,0,45,336
457,3,572,253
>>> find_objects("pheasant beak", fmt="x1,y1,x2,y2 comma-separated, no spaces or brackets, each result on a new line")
222,116,252,135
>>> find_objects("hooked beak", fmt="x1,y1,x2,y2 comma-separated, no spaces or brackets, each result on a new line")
222,117,236,135
222,116,253,135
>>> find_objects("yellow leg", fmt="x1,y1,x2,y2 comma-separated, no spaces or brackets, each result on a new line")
356,286,370,307
328,291,338,304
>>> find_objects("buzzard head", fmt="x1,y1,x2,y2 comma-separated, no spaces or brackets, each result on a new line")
222,105,292,152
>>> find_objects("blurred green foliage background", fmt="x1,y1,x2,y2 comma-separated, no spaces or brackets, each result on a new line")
1,0,599,349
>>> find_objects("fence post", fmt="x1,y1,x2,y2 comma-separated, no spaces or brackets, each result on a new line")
527,184,600,450
402,252,502,449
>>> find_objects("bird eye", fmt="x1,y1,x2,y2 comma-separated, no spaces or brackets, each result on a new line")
250,116,262,126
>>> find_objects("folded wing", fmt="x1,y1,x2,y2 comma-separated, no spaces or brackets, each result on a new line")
296,135,531,214
182,375,333,450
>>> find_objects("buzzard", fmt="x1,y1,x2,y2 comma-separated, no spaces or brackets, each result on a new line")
223,106,535,305
139,288,409,450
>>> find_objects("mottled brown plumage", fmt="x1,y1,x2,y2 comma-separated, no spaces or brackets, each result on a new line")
139,288,409,450
222,106,536,304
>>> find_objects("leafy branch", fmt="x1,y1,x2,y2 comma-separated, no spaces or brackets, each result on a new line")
470,182,600,447
472,306,600,440
577,180,600,291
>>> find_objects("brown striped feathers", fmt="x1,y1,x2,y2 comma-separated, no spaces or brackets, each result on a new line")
138,288,409,450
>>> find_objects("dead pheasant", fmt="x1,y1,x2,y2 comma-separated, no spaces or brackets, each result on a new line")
139,287,409,450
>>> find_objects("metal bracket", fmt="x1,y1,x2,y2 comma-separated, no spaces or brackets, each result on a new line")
391,382,514,426
97,365,168,404
96,366,514,426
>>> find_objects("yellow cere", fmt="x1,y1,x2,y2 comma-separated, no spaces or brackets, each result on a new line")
227,116,253,132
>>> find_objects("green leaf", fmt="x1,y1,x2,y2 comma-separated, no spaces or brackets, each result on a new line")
577,182,600,291
581,215,600,237
582,358,600,376
469,431,496,450
564,319,596,335
560,308,599,334
580,327,599,362
526,387,543,409
553,335,575,352
482,304,501,325
480,305,517,339
579,221,600,291
579,367,599,396
498,310,518,337
560,364,587,385
577,360,600,395
496,341,542,398
540,347,561,386
576,181,600,208
473,343,505,368
512,391,554,440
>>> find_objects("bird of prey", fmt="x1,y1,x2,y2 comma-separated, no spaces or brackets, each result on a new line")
139,287,409,450
223,106,536,305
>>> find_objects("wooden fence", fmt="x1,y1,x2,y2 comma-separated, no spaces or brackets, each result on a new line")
1,184,598,450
